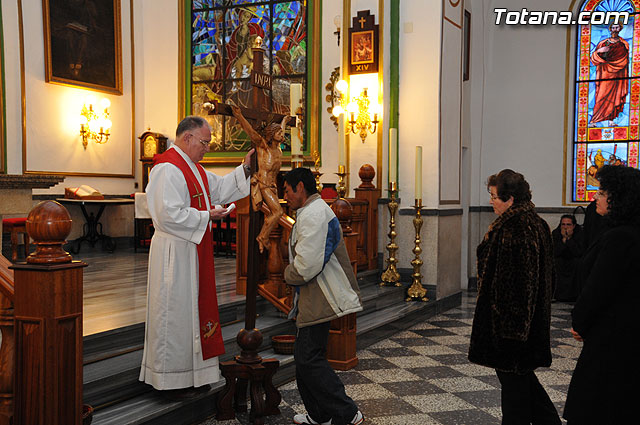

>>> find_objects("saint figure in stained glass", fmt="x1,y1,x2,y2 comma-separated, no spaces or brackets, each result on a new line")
225,7,265,79
590,22,630,125
572,0,640,202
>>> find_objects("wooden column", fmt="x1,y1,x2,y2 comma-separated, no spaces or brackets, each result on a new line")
354,164,381,271
11,201,86,425
327,199,359,371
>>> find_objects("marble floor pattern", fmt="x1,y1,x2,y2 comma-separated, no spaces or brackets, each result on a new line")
199,292,578,425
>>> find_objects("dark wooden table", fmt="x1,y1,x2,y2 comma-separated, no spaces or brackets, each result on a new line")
56,198,134,254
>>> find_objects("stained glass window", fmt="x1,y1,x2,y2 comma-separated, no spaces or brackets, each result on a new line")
190,0,307,157
573,0,640,201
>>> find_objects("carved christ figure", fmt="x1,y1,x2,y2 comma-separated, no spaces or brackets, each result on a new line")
590,23,629,125
232,105,286,253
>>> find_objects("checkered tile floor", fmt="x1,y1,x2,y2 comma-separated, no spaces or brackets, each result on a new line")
201,291,579,424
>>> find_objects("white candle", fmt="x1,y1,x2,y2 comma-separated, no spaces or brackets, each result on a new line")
389,128,397,183
415,146,422,200
338,114,346,166
289,83,302,155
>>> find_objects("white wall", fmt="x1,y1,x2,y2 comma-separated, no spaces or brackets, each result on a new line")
398,0,442,208
470,0,575,208
2,1,138,196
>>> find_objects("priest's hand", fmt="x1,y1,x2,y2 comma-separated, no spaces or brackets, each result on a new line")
209,206,232,221
242,148,255,177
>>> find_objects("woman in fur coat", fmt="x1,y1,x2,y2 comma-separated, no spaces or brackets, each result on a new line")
469,169,561,425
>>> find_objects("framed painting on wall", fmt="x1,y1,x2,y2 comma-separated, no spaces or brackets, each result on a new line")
42,0,123,95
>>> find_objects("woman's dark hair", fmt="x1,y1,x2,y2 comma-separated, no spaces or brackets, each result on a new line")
283,167,318,196
596,165,640,226
487,169,532,204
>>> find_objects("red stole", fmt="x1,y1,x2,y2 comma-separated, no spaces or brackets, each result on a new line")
153,148,224,360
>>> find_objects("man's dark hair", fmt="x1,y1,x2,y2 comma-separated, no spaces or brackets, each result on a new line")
284,167,318,196
560,214,577,226
487,169,532,204
176,115,207,138
596,165,640,226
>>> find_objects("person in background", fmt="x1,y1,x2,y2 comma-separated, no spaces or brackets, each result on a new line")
564,165,640,424
551,215,583,302
469,169,561,425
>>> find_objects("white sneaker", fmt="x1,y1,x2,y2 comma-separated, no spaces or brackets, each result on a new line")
293,413,332,425
349,410,364,425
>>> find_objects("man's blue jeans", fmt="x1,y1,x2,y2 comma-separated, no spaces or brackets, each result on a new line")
295,321,359,425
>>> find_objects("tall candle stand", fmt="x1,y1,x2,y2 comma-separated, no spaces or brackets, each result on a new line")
336,165,348,198
312,150,322,193
291,154,303,169
406,199,428,301
380,181,401,287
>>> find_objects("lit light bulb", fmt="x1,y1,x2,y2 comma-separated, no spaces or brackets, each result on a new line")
103,119,112,130
332,105,344,117
86,95,96,108
336,80,348,93
79,115,88,126
100,98,111,110
346,102,358,114
89,119,100,133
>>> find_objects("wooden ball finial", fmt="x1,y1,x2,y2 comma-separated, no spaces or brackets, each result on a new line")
358,164,375,188
26,201,73,264
331,198,353,234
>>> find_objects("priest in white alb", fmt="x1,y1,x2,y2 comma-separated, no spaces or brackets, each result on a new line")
139,115,252,396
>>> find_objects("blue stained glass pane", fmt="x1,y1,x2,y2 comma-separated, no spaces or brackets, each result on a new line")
192,11,224,74
224,6,270,79
586,142,628,186
272,2,306,76
193,1,215,10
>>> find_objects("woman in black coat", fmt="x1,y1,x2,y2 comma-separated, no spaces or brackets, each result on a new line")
551,215,583,302
563,165,640,424
469,169,561,425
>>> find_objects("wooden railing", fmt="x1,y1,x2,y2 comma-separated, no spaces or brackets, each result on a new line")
258,206,294,314
0,201,86,424
0,256,14,425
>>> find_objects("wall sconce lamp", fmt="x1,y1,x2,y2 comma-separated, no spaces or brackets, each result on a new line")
331,80,380,143
334,15,341,45
79,97,112,149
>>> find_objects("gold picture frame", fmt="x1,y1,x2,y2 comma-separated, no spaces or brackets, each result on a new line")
42,0,123,95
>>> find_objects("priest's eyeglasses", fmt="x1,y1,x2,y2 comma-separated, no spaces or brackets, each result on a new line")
189,133,211,148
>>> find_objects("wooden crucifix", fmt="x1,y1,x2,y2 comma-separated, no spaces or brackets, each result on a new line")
212,42,300,425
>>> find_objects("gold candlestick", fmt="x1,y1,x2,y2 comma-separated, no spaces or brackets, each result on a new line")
312,150,322,193
380,181,401,287
336,165,348,198
406,199,428,301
